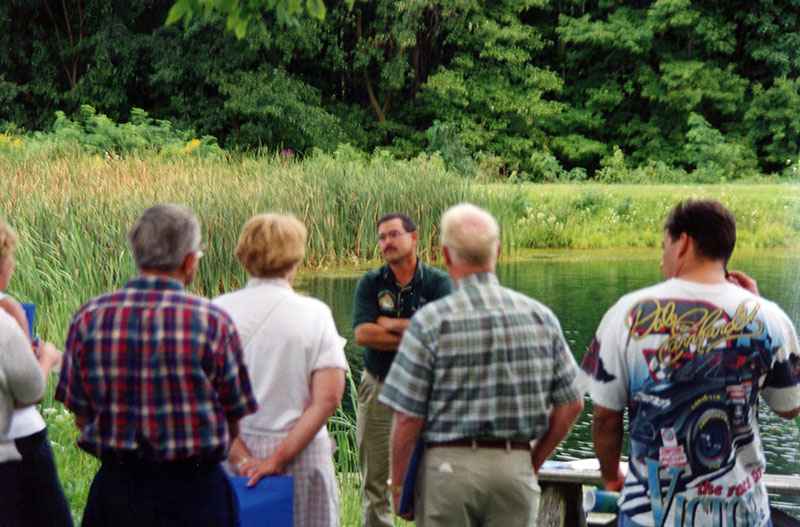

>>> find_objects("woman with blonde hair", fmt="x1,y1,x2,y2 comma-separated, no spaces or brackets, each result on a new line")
0,221,72,526
214,213,347,527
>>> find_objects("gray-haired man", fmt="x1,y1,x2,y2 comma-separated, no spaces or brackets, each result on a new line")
380,203,584,526
56,204,258,527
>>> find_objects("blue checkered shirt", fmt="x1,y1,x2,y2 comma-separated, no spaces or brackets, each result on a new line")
379,272,581,443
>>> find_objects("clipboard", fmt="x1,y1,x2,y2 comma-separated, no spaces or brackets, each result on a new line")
399,438,424,515
228,475,294,527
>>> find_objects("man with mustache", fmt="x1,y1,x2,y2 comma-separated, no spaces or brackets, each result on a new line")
353,212,453,527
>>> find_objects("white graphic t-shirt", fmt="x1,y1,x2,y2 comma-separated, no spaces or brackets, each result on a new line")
581,279,800,527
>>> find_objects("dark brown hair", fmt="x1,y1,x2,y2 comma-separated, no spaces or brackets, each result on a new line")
664,200,736,264
377,213,417,233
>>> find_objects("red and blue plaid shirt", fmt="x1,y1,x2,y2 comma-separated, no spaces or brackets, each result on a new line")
56,275,258,461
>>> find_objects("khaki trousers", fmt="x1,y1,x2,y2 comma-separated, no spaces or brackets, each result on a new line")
415,446,540,527
356,371,394,527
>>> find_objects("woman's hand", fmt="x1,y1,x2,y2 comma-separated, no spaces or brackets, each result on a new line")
34,341,62,369
239,455,284,487
233,368,345,488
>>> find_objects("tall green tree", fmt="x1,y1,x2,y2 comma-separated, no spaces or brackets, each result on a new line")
165,0,353,37
554,0,800,174
417,0,564,173
0,0,161,130
3,0,800,177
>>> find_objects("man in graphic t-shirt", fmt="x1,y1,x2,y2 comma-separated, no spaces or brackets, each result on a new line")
580,199,800,527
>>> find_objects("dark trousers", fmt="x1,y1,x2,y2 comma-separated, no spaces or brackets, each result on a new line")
82,453,239,527
0,428,74,527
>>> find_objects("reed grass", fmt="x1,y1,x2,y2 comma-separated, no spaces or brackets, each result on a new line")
486,183,800,251
3,147,798,524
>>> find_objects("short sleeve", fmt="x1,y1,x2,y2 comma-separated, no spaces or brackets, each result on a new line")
580,300,631,411
761,308,800,414
378,313,435,418
55,313,93,417
311,305,348,372
545,312,582,406
211,317,258,420
352,273,379,328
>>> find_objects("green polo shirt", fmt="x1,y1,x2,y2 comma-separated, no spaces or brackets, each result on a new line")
352,260,453,379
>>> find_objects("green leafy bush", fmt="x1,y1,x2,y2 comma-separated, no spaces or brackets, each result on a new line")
684,112,758,182
744,78,800,173
39,106,224,158
596,146,627,183
424,120,477,177
528,150,565,182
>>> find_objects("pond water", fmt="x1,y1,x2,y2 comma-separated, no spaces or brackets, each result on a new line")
296,248,800,511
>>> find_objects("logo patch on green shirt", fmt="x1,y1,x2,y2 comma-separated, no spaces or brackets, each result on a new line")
378,291,395,311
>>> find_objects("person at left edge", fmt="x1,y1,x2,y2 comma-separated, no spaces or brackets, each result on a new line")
0,220,71,527
55,204,258,527
0,221,72,527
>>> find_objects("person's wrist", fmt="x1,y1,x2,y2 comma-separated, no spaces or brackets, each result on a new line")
236,457,251,471
38,353,60,372
387,478,403,494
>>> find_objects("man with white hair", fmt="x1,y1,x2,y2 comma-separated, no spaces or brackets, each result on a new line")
379,203,584,527
56,204,258,527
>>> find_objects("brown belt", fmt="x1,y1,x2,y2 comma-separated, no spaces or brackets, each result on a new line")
426,439,531,451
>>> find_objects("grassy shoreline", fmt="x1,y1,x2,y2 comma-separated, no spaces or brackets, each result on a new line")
3,154,796,354
3,151,798,523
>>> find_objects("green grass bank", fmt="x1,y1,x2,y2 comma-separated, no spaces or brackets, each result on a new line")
2,150,799,523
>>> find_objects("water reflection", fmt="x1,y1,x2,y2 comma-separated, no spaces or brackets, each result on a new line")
296,248,800,509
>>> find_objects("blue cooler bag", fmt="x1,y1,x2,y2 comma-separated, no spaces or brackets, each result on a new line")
229,476,294,527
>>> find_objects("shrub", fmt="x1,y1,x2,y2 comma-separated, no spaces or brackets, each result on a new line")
528,150,565,182
684,113,758,181
37,106,225,158
424,120,477,177
596,146,627,183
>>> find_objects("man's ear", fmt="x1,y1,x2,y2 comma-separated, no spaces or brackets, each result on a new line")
442,245,452,266
178,251,198,284
677,232,691,258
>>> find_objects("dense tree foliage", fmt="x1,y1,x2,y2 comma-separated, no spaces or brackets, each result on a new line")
166,0,348,37
2,0,800,180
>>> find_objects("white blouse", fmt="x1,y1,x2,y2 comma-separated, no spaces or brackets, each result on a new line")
214,278,347,439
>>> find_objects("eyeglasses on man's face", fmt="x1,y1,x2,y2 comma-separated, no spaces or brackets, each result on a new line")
377,230,410,243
